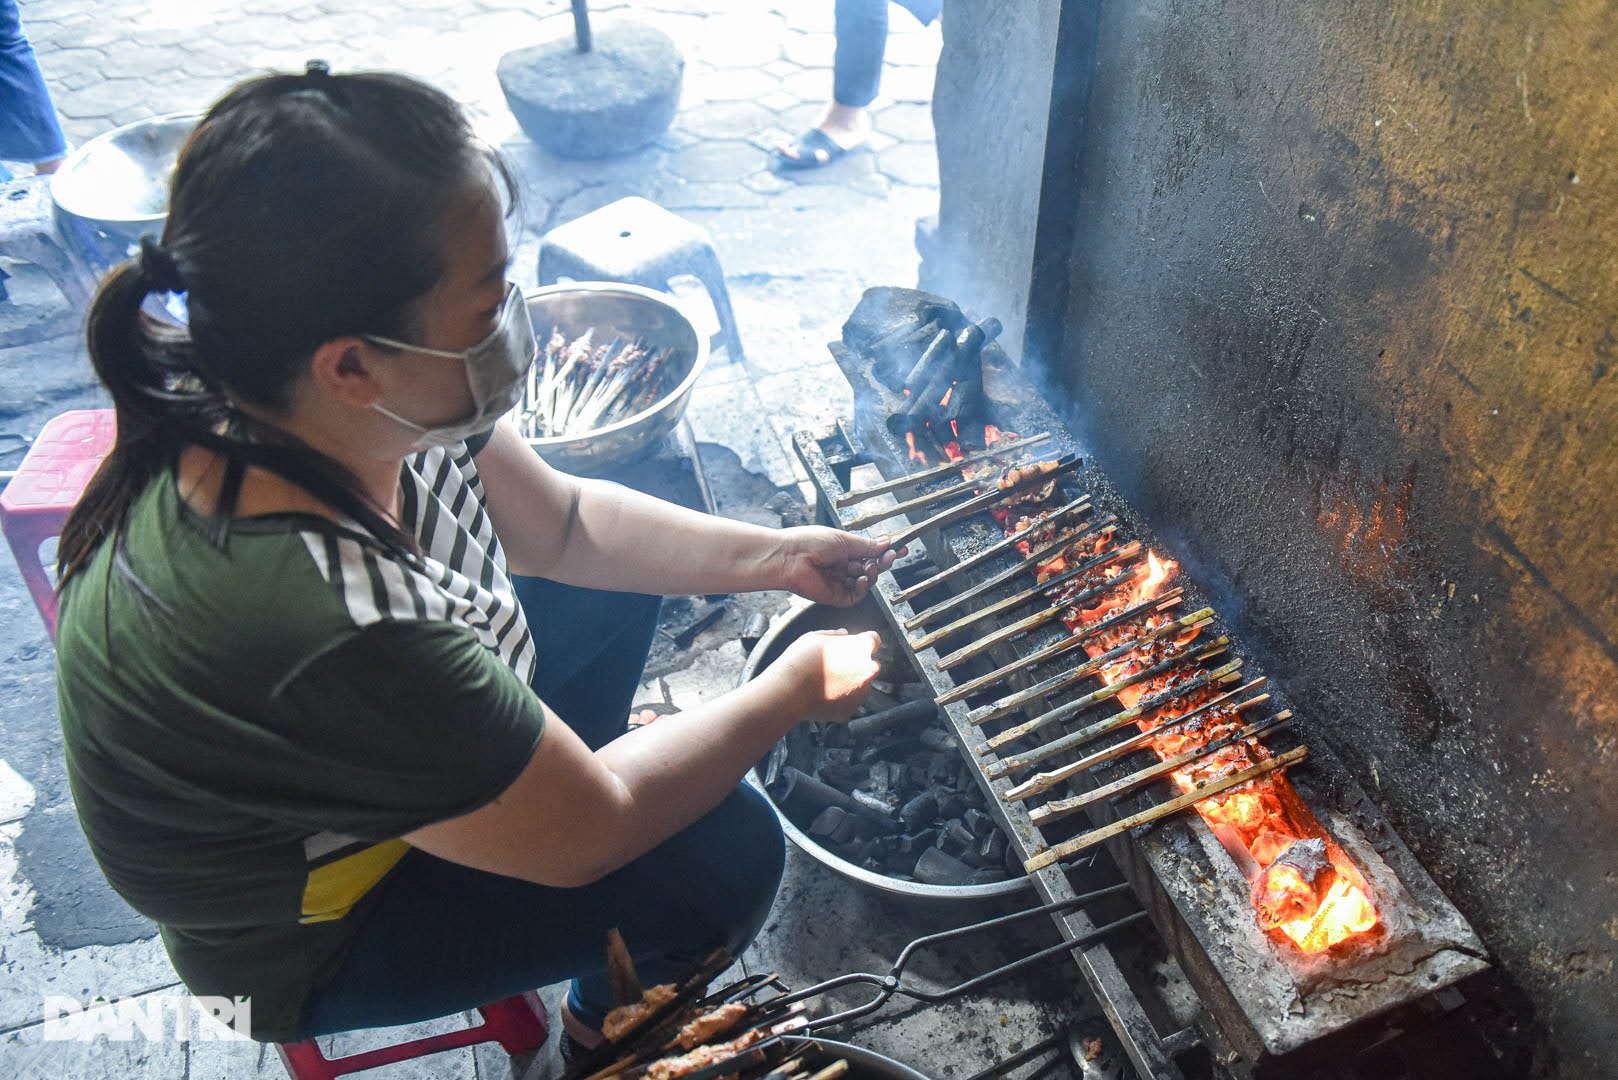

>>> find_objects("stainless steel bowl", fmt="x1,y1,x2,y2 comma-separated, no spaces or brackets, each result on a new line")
519,282,708,475
741,599,1029,902
50,113,199,250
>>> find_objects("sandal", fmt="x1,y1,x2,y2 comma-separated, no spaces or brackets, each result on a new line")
772,128,858,170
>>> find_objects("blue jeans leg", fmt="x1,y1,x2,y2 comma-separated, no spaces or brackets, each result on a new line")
833,0,889,108
0,0,68,164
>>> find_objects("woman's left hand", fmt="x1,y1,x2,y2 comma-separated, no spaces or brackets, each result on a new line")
778,527,906,607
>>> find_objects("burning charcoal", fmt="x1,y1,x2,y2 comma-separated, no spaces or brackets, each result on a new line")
774,767,899,832
914,846,980,886
808,806,849,840
899,793,939,832
919,727,956,753
964,808,995,840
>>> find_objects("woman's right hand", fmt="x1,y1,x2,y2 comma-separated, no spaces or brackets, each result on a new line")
770,628,883,724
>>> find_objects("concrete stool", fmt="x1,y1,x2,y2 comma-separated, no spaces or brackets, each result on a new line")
0,176,97,348
0,409,116,638
537,196,745,364
276,991,548,1080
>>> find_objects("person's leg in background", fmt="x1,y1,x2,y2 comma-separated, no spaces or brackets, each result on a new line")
0,0,70,176
775,0,889,168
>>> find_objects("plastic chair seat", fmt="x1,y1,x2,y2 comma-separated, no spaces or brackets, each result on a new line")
0,409,116,638
276,991,549,1080
537,196,745,363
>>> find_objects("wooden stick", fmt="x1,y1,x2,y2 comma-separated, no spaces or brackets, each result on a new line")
607,928,643,1006
937,590,1183,705
887,454,1081,549
984,637,1230,751
1026,712,1294,825
842,454,1065,532
910,541,1142,652
892,495,1091,603
834,432,1053,507
933,565,1151,671
904,516,1117,629
983,663,1245,778
1003,681,1268,800
1023,746,1308,871
966,609,1214,728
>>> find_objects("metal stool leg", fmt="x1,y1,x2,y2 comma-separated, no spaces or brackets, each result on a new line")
686,246,745,364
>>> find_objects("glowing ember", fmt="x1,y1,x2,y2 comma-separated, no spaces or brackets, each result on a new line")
939,383,955,408
905,431,928,465
944,441,965,462
950,419,960,440
983,424,1008,446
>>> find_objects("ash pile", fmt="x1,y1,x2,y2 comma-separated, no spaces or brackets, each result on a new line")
762,665,1016,888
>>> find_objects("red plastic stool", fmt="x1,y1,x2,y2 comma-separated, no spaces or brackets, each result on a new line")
276,991,549,1079
0,409,116,639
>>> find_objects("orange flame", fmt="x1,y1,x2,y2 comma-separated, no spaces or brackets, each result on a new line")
1141,552,1175,601
939,383,955,408
904,431,927,465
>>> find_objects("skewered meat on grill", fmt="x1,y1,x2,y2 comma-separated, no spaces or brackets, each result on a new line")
602,982,679,1042
674,1001,750,1050
645,1028,766,1079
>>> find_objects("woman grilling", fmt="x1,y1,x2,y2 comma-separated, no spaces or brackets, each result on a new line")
53,65,898,1052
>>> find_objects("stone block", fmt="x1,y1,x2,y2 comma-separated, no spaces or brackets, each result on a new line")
499,23,684,159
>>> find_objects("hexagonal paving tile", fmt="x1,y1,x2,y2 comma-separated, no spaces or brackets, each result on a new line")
665,139,768,184
876,141,939,189
872,101,934,143
679,101,779,141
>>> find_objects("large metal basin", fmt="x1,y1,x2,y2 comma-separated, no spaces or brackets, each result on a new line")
780,1037,932,1079
741,599,1028,902
519,282,707,475
50,113,198,255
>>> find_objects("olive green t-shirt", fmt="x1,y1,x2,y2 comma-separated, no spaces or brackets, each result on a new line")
54,442,546,1041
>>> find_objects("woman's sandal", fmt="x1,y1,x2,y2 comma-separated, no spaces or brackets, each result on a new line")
772,128,859,170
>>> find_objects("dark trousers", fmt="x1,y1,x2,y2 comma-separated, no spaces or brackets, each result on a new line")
297,580,786,1037
833,0,940,109
0,0,67,168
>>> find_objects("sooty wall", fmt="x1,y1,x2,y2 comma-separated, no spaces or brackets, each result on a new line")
934,0,1618,1073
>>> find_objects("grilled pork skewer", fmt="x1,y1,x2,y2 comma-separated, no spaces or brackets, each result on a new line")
1023,746,1307,871
885,454,1081,549
936,590,1184,705
891,495,1091,603
1001,678,1267,798
842,455,1067,532
1026,712,1293,825
932,564,1152,670
834,431,1053,507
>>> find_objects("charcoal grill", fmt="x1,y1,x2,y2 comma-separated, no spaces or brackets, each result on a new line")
786,291,1491,1079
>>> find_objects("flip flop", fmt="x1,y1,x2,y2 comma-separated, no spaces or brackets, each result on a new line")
772,128,857,170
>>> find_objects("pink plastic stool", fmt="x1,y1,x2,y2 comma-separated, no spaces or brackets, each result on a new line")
0,409,116,639
276,992,549,1080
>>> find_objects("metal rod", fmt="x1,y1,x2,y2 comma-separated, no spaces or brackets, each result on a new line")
1002,680,1269,799
983,640,1232,752
904,516,1116,629
910,542,1143,652
1027,712,1294,825
936,590,1184,705
933,564,1152,671
886,454,1081,549
1023,747,1308,871
841,453,1064,532
571,0,593,51
891,494,1089,602
834,431,1053,507
966,608,1214,729
984,663,1246,779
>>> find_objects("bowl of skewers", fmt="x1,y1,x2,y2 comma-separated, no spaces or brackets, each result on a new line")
514,281,708,475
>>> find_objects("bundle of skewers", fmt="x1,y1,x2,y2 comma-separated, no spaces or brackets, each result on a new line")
518,326,685,438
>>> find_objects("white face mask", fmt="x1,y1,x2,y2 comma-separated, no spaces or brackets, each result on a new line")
365,284,537,451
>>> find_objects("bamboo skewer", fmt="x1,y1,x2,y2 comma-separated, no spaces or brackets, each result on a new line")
983,662,1245,779
932,565,1151,671
936,590,1184,705
841,454,1065,532
1023,746,1307,871
982,641,1233,753
1002,680,1268,799
834,432,1053,507
892,495,1091,603
885,454,1081,549
910,542,1143,652
965,609,1215,728
903,516,1117,629
1026,712,1294,825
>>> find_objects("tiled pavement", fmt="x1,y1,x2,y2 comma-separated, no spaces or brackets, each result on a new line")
0,3,1096,1077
